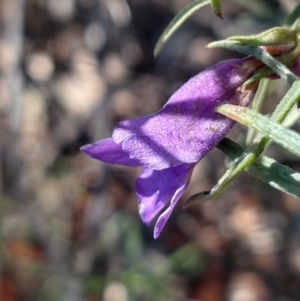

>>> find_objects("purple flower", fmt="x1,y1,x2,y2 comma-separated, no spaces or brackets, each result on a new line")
81,57,261,238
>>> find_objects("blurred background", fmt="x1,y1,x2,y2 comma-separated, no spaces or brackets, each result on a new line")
1,0,300,300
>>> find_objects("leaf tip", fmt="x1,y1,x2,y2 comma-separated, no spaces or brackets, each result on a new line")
213,9,223,19
153,46,160,57
206,41,216,48
210,0,223,19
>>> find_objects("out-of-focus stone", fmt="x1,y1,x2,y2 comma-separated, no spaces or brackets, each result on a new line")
188,37,221,68
228,198,283,254
228,272,270,301
47,0,75,21
84,22,106,52
51,26,83,62
103,53,129,85
26,52,54,82
120,37,143,67
103,281,128,301
103,0,131,27
288,239,300,274
55,49,106,117
110,90,138,118
200,225,225,255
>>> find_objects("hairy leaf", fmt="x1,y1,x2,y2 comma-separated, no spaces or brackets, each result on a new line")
217,104,300,158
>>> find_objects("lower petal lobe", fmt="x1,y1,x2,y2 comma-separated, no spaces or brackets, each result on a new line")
136,164,194,237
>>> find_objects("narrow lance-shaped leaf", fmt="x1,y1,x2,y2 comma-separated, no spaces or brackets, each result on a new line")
245,79,270,145
216,104,300,158
210,0,223,19
154,0,210,56
218,138,300,199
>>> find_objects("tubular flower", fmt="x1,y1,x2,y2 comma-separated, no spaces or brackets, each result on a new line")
81,57,262,238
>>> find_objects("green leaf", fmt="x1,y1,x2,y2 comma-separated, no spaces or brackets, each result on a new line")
245,79,270,145
217,104,300,158
154,0,210,56
210,0,223,19
218,138,300,198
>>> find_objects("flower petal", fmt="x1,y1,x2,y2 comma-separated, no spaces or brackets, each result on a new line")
80,138,141,166
153,182,188,239
136,164,194,237
113,57,260,170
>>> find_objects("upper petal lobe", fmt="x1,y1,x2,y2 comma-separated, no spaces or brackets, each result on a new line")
113,57,260,170
80,138,141,166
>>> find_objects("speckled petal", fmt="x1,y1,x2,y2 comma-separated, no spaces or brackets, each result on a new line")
136,164,194,237
113,57,260,170
80,138,141,166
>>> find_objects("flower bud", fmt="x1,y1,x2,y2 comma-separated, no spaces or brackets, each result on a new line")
228,27,297,48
